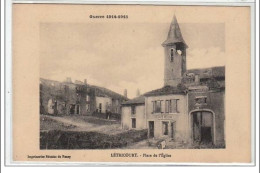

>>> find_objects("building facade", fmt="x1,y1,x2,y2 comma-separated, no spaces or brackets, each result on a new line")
121,15,225,147
121,96,146,130
40,78,88,116
40,78,128,117
144,90,189,142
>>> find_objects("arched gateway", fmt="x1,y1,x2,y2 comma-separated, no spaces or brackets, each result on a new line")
189,109,215,145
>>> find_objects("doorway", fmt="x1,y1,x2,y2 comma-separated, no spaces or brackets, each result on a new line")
70,104,75,114
99,103,102,113
76,105,80,114
132,118,136,129
148,121,154,138
162,122,169,136
191,111,214,144
170,122,176,140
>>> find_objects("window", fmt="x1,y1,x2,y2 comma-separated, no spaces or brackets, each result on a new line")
165,99,179,113
76,105,80,114
194,75,200,83
86,104,90,112
76,94,80,102
172,99,179,113
69,104,76,114
165,100,169,113
195,96,207,105
86,95,90,102
162,122,169,135
99,103,102,113
170,48,174,62
105,102,110,112
152,100,162,113
132,118,136,128
131,105,136,114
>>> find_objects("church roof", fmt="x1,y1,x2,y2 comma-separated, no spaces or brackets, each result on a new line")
162,15,188,48
143,85,187,97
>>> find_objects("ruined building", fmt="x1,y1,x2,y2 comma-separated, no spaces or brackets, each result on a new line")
121,15,225,147
40,78,128,117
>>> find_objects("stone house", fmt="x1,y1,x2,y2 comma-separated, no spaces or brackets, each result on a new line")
121,15,225,147
40,78,128,117
40,78,87,116
143,86,189,142
121,95,145,130
185,67,225,145
91,85,128,115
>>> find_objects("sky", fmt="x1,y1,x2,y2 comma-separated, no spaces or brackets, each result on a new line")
40,21,225,99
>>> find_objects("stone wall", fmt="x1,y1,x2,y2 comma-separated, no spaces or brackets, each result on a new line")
40,79,87,116
188,89,225,146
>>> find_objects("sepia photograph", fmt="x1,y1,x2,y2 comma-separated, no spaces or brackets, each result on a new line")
11,4,252,163
39,13,225,150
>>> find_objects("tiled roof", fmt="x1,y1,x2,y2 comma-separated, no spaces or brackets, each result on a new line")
143,85,187,97
90,85,128,101
121,95,145,105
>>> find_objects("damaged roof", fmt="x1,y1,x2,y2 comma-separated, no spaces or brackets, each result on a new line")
143,85,187,97
40,78,128,101
91,85,128,101
121,95,145,105
186,66,225,79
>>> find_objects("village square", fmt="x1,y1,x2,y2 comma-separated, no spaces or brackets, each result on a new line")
40,15,225,149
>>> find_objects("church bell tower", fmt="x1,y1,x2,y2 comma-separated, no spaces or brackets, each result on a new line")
162,15,188,87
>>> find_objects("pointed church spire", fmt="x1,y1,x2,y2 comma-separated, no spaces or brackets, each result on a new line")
162,14,188,48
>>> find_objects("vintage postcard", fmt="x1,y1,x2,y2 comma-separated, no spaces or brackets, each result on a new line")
11,4,252,164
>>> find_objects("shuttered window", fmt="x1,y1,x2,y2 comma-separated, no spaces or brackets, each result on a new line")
165,99,179,113
152,100,162,113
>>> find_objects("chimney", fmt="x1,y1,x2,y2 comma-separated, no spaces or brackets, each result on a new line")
66,77,72,83
136,89,140,97
84,79,87,85
124,89,127,98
